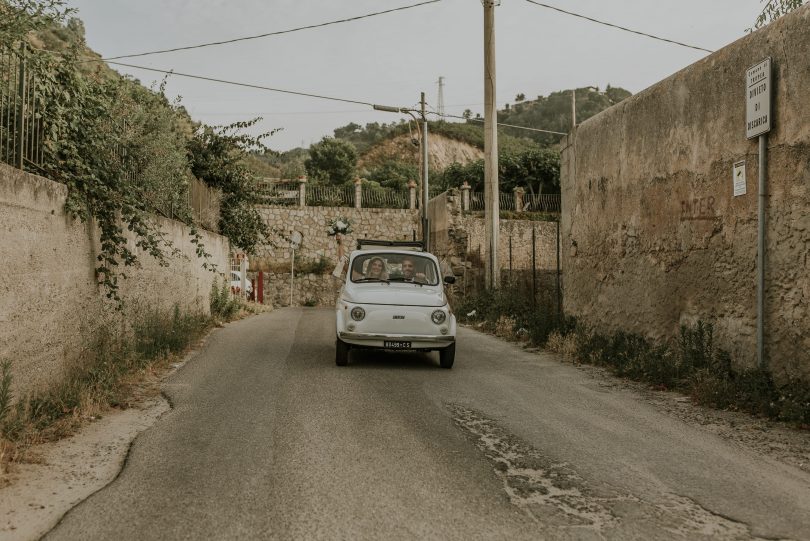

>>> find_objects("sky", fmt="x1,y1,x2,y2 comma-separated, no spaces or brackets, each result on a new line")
67,0,766,151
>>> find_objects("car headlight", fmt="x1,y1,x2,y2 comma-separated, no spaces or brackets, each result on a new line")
431,310,446,324
351,306,366,321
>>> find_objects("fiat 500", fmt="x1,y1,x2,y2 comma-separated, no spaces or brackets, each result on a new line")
335,244,456,368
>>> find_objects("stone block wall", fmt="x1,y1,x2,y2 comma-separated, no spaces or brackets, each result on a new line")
0,164,230,398
255,206,420,268
262,273,341,308
426,189,560,302
561,5,810,380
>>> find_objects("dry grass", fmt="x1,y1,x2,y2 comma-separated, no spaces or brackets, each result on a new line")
546,330,578,362
0,292,265,474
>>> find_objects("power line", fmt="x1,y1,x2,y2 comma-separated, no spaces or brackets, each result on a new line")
107,63,564,135
106,61,375,107
98,0,442,62
428,111,567,135
523,0,714,54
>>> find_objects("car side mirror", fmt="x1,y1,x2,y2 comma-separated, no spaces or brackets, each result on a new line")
443,275,456,285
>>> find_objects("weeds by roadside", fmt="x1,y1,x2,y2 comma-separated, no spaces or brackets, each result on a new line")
460,288,810,427
1,278,261,470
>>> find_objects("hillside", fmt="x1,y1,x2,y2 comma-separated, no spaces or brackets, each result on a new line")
358,132,484,172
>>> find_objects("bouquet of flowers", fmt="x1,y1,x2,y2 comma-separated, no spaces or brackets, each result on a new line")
326,217,353,236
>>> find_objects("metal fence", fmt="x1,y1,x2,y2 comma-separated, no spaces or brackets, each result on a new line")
258,181,300,206
468,192,560,213
523,194,561,212
306,185,354,207
1,45,45,172
363,188,409,208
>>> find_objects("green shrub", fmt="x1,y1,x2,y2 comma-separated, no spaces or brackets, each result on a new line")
210,277,241,321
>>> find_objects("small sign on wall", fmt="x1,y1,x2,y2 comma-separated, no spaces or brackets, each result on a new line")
733,161,747,196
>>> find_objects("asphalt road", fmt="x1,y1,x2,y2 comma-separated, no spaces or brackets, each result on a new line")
46,308,810,540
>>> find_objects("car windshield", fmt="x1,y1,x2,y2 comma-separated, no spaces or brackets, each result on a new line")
350,253,439,286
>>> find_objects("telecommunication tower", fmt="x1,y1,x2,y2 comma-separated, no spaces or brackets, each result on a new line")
436,76,446,117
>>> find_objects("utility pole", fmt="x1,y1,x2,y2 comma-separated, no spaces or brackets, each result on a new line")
371,97,430,248
421,91,430,250
437,76,446,117
483,0,500,289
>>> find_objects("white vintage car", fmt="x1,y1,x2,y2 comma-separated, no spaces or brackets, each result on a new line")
335,241,457,368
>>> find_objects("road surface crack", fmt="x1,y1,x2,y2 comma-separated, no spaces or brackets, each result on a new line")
448,404,775,540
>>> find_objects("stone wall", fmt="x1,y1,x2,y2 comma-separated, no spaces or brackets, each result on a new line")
426,189,560,301
459,215,558,272
0,164,231,398
561,5,810,380
262,273,340,308
255,206,420,267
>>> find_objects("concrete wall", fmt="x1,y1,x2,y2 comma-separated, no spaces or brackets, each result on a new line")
0,164,230,398
255,205,420,268
561,5,810,379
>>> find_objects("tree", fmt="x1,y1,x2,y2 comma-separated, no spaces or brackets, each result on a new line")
462,109,472,120
515,93,526,102
750,0,806,30
188,119,276,253
305,137,357,185
365,160,417,190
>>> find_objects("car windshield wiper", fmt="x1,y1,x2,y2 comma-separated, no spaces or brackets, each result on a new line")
356,277,390,284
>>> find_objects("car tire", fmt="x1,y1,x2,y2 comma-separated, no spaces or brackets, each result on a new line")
335,338,349,366
439,343,455,369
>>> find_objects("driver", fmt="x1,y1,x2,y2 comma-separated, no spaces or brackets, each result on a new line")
401,256,427,283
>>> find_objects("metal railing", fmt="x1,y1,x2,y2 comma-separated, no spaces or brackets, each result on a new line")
523,193,561,213
362,188,409,208
1,44,45,172
258,181,300,206
468,191,560,213
306,185,354,207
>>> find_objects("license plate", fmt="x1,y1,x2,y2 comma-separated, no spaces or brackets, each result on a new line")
384,341,412,349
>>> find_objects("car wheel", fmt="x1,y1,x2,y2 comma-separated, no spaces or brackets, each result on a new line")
439,343,455,369
335,338,349,366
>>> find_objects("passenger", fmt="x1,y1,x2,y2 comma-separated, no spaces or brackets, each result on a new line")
352,256,387,281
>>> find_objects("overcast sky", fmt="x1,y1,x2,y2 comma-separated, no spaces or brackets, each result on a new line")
67,0,765,151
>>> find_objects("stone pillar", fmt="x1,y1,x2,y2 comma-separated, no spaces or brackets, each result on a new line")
513,186,525,213
297,175,307,208
354,177,362,209
407,180,417,210
461,181,471,213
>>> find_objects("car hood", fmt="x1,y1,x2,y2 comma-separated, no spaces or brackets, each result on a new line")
343,283,446,307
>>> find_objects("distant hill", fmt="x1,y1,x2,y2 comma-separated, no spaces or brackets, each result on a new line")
358,132,483,173
493,85,632,145
250,85,633,187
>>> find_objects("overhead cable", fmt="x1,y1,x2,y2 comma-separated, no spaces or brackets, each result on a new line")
99,0,442,61
523,0,714,54
429,111,567,135
106,61,375,106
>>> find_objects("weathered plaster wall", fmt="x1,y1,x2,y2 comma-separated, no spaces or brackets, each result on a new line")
256,205,420,266
561,6,810,379
0,164,230,398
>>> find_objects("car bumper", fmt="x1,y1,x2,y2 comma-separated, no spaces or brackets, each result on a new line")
337,331,455,350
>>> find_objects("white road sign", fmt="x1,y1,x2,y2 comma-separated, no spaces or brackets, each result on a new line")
733,161,747,196
746,58,771,139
